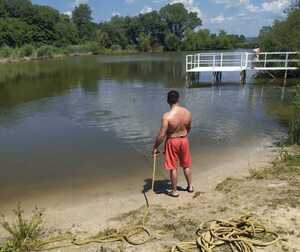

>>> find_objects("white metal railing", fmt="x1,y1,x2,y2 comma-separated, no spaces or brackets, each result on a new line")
186,52,299,72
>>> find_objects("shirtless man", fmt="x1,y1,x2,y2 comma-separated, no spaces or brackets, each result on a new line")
252,45,261,68
152,90,193,197
253,46,261,60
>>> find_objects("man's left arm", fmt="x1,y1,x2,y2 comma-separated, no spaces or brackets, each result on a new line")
153,115,168,155
187,115,192,134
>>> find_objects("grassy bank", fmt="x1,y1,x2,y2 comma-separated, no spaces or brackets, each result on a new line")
0,43,142,64
288,86,300,145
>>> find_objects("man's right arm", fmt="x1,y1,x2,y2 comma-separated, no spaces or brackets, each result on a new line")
153,114,169,155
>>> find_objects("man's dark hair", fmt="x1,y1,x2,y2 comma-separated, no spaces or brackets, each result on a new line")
167,90,179,105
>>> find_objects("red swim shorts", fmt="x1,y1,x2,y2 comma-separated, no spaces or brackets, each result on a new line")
164,136,192,170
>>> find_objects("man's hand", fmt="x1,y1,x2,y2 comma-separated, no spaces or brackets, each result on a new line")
152,148,160,157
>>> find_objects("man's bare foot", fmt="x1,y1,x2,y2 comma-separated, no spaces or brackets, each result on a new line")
167,190,179,197
187,186,194,193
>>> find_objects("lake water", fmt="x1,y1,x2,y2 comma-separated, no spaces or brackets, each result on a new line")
0,53,295,204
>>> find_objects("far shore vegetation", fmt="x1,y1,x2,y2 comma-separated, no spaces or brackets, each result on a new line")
0,0,299,81
258,1,300,52
257,1,300,78
0,0,250,62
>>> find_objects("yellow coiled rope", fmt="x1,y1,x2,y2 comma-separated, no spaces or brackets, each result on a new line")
172,215,280,252
30,206,151,251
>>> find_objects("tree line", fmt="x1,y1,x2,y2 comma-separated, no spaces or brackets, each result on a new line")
0,0,247,56
258,1,300,51
97,4,246,51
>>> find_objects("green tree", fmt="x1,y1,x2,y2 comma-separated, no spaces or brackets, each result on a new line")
137,32,151,52
259,4,300,51
159,3,201,39
164,32,181,51
285,0,300,12
99,16,129,49
0,0,247,53
259,26,276,50
72,4,95,41
95,29,109,48
26,5,61,45
54,15,79,46
216,30,231,49
0,17,35,47
284,9,300,50
0,0,8,17
137,11,167,45
31,5,59,29
183,28,212,50
126,16,142,44
3,0,33,19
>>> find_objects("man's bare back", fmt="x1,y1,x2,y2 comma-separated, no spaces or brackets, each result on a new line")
164,105,192,138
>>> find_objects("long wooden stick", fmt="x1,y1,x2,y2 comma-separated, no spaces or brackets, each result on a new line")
151,154,157,192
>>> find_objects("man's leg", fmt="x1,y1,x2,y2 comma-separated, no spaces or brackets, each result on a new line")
170,168,178,192
183,167,193,192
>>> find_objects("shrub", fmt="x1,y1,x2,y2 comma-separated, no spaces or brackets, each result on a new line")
152,45,164,53
111,44,122,52
83,41,101,54
126,44,137,52
18,45,35,58
64,45,80,55
51,47,64,56
137,33,151,52
0,46,13,59
164,33,181,51
36,45,55,59
289,118,300,145
64,43,102,55
1,205,44,252
10,48,20,59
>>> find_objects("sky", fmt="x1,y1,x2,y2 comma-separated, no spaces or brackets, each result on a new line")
31,0,292,37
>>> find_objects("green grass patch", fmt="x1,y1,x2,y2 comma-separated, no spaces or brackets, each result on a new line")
0,46,13,59
18,45,35,58
285,154,300,166
215,177,243,193
36,46,56,59
248,153,300,180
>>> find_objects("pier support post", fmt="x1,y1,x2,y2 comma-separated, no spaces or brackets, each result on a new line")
283,70,288,86
240,70,246,85
212,72,216,85
188,72,201,86
281,86,286,101
212,72,222,85
218,72,222,83
186,73,189,88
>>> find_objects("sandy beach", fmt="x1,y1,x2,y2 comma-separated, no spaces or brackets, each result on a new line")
1,134,300,252
0,136,275,235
